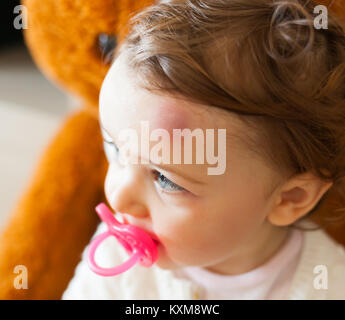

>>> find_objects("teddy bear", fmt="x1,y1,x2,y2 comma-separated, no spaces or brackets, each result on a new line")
0,0,344,300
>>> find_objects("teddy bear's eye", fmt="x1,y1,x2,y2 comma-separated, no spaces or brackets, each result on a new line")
97,33,118,64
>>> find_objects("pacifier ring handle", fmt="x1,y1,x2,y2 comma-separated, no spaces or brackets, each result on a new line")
87,230,143,277
87,202,159,277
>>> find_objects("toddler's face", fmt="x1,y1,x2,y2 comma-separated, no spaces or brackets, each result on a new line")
99,53,283,274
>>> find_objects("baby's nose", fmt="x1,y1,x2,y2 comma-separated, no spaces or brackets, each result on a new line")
109,175,148,219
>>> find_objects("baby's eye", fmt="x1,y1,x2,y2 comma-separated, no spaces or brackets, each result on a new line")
103,140,119,163
152,170,185,194
101,127,120,163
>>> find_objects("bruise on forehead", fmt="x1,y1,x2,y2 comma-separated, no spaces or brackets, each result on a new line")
148,102,193,134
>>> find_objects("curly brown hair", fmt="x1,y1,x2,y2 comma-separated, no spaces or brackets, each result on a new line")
115,0,345,231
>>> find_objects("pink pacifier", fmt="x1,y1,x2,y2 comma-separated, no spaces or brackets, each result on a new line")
87,202,159,277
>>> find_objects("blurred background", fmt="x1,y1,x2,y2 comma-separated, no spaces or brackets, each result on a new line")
0,1,76,231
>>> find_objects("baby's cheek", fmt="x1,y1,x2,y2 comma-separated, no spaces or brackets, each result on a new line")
221,179,270,236
222,206,268,251
197,202,260,252
157,218,196,252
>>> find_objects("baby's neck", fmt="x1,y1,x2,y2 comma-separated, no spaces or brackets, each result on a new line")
205,224,290,276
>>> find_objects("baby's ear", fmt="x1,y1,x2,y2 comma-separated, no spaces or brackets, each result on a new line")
266,172,333,226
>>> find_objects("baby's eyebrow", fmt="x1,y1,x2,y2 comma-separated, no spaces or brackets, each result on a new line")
99,122,207,185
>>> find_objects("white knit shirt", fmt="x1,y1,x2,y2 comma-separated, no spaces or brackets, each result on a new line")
62,220,345,300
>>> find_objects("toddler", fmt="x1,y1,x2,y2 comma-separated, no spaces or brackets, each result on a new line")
63,0,345,299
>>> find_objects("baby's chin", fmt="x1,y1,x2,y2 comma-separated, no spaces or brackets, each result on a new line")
155,252,178,270
154,245,201,270
154,251,195,271
154,246,185,270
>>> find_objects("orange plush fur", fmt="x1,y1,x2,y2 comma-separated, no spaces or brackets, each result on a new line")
0,0,344,299
0,0,153,299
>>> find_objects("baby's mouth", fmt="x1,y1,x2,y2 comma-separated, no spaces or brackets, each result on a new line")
121,216,160,245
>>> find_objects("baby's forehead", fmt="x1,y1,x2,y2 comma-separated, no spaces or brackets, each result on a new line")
132,93,247,153
145,99,252,163
147,98,213,133
109,52,245,136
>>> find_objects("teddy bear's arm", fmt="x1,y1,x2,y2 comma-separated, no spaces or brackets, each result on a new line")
0,109,107,299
